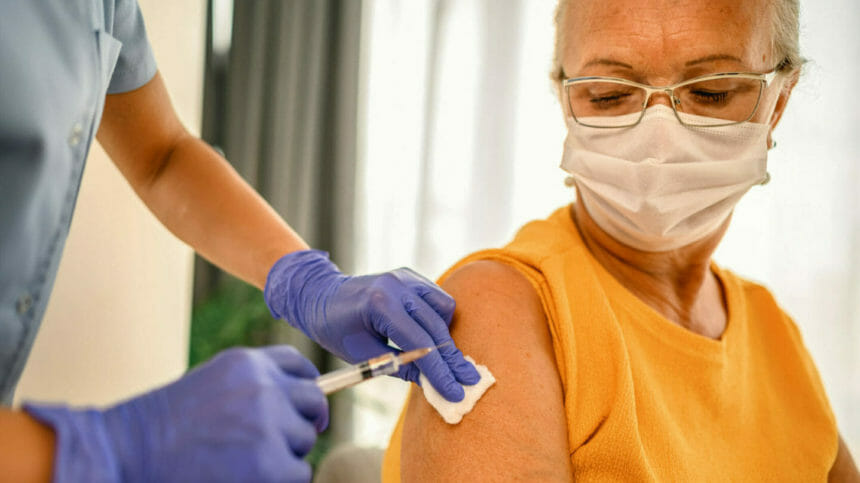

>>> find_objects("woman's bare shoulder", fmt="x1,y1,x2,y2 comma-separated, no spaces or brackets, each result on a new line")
400,260,572,481
441,259,546,346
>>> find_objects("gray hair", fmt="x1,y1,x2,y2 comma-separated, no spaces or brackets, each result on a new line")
551,0,803,85
771,0,803,71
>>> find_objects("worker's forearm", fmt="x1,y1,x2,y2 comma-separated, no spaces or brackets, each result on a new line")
139,134,308,289
0,409,55,482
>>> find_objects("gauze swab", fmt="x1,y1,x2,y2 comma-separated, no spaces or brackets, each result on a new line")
419,355,495,424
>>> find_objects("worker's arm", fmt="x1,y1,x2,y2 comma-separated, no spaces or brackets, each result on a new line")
96,71,306,289
95,72,480,400
829,435,860,482
0,409,54,483
400,260,573,481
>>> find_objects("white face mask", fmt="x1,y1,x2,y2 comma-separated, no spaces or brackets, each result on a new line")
560,105,771,252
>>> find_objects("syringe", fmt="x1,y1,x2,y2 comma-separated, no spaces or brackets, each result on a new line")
316,347,434,395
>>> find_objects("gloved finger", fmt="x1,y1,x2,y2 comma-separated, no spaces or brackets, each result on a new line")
256,436,299,482
412,350,466,402
283,378,329,433
392,266,435,286
340,331,391,363
395,360,422,385
396,269,455,320
367,296,465,400
260,345,320,379
400,295,480,385
400,294,456,346
284,459,313,483
412,283,456,325
280,404,320,458
368,294,438,352
435,340,480,386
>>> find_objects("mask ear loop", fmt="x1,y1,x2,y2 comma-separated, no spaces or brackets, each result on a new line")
760,139,777,185
761,72,784,186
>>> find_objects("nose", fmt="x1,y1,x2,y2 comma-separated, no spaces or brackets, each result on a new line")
645,89,678,108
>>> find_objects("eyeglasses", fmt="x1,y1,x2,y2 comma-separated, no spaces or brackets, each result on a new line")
562,70,780,128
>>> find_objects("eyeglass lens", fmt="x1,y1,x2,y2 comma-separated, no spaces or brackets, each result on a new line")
567,77,764,127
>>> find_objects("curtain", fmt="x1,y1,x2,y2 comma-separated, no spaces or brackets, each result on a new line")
358,0,860,452
197,0,363,445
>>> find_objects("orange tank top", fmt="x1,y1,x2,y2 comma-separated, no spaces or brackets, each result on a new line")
383,205,837,481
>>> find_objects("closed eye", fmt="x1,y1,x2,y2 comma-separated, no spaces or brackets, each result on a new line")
589,92,633,108
689,90,730,104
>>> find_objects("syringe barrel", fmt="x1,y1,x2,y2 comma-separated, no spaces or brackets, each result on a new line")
367,352,400,377
316,365,366,395
315,352,400,395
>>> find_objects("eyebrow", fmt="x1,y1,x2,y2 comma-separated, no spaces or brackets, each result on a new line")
581,58,634,70
685,54,744,66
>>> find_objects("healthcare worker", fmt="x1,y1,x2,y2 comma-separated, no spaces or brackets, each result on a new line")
0,1,480,481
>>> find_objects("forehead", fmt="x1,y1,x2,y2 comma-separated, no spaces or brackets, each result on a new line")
561,0,774,76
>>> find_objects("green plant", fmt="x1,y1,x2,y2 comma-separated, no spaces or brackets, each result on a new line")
189,276,278,368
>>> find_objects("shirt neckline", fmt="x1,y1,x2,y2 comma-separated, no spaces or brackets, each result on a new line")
559,205,743,363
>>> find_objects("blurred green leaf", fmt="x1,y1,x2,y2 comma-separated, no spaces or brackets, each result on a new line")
189,276,278,368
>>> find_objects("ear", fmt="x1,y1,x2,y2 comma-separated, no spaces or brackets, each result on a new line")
767,70,800,149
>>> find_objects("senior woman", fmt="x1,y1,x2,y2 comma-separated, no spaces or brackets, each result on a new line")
381,0,860,480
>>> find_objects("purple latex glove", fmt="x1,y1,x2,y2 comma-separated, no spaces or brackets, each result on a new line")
264,250,480,402
24,346,327,483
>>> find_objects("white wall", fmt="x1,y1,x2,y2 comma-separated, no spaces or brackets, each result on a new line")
13,0,206,406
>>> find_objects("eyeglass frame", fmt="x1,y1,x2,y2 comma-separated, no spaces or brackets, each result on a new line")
562,69,781,128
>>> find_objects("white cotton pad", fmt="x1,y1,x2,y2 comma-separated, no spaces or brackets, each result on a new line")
418,355,496,425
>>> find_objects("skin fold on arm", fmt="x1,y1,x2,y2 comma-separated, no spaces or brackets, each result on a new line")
96,71,307,289
400,260,573,481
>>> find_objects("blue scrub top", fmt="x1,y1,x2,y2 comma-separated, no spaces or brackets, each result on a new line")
0,0,157,404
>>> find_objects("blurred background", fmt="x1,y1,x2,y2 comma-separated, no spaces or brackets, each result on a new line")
13,0,860,469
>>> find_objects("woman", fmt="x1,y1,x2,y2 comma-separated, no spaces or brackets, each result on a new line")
382,0,859,480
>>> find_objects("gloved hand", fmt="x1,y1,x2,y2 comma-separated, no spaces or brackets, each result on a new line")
24,346,327,483
264,250,480,402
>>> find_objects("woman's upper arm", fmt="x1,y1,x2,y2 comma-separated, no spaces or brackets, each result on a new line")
400,260,573,481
